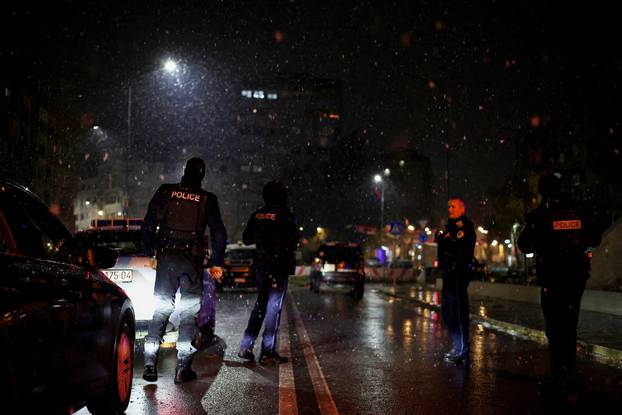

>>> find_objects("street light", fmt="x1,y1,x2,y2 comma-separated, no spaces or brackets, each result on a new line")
124,58,179,217
373,174,385,241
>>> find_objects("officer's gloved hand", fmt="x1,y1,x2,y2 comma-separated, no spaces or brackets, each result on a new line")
149,257,157,269
210,266,223,282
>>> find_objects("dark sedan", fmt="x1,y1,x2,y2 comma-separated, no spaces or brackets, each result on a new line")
0,180,135,414
309,242,365,298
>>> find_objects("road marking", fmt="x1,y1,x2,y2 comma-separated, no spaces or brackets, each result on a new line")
279,305,299,415
290,298,340,415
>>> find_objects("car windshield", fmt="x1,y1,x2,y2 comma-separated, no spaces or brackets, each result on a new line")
77,230,144,255
318,246,362,264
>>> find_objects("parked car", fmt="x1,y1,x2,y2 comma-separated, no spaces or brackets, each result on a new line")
74,219,179,323
309,242,365,298
0,179,135,414
218,243,257,290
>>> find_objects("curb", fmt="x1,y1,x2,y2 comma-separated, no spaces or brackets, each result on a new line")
376,288,622,370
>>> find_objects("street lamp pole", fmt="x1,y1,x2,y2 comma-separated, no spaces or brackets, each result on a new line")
125,84,132,218
122,58,178,218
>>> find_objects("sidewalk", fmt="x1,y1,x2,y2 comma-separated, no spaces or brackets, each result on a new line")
375,283,622,369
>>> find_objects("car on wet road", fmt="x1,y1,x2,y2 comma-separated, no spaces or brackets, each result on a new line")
218,242,257,291
0,179,135,414
309,242,365,298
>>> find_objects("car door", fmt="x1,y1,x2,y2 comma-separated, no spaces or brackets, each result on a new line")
0,186,88,408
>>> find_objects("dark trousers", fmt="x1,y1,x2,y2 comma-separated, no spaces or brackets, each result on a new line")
540,279,585,380
145,249,203,363
198,269,216,334
441,272,470,353
240,268,288,355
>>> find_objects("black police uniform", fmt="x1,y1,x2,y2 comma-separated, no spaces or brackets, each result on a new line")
238,182,300,363
518,176,601,383
436,214,476,362
142,158,227,383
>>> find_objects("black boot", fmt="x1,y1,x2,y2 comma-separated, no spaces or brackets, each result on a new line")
143,340,160,381
142,365,158,382
174,356,197,384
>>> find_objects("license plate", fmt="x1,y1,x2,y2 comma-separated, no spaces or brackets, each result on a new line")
104,269,133,283
234,277,246,283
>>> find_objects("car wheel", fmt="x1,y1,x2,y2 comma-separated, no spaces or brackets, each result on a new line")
87,316,134,415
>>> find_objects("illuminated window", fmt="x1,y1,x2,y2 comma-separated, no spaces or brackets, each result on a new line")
241,90,252,98
267,93,278,100
253,90,265,99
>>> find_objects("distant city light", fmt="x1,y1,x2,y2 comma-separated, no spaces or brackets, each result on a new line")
526,253,535,258
384,168,391,176
491,240,499,246
117,212,123,216
93,125,99,130
85,200,91,206
407,225,415,232
477,226,489,234
374,174,382,183
299,226,304,231
504,239,511,245
97,210,104,216
399,160,405,167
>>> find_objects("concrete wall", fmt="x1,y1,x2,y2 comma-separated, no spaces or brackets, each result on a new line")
589,218,622,291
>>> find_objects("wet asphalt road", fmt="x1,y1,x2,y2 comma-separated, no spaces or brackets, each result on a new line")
76,283,622,414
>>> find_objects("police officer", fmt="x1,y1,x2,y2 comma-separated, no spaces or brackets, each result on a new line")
518,173,601,387
436,197,476,364
238,181,300,364
141,157,227,383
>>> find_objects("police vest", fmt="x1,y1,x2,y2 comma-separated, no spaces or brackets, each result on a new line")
159,187,208,242
543,207,586,260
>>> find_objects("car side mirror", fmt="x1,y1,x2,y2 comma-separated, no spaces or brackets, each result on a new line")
86,245,119,269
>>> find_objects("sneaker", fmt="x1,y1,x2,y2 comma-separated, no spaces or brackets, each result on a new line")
444,351,469,365
142,365,158,382
174,366,197,384
443,348,458,360
259,352,288,365
238,348,255,361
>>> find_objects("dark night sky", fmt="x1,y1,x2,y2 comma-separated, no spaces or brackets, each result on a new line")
2,0,620,209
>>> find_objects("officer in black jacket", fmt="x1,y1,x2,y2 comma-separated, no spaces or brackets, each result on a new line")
518,173,601,386
436,197,476,364
141,157,227,384
238,181,300,364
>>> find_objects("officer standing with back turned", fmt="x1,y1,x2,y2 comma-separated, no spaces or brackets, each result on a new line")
518,173,601,389
141,157,227,384
238,181,300,364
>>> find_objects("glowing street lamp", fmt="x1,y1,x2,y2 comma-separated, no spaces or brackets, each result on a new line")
124,58,179,216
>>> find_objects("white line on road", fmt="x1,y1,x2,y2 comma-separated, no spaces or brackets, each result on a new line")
279,304,299,415
290,298,340,415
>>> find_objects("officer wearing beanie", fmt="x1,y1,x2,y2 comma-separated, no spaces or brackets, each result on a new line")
238,181,300,364
518,173,601,388
141,157,227,383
